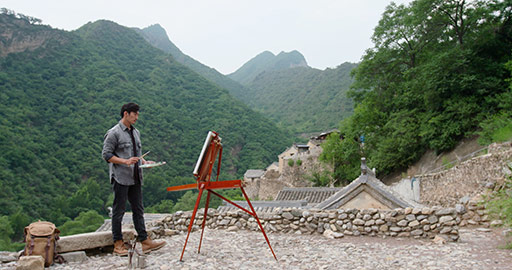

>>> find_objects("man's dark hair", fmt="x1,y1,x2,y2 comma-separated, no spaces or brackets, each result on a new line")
120,103,140,117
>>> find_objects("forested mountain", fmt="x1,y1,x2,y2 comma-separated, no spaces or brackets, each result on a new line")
0,12,293,228
320,0,512,183
228,50,308,86
134,24,250,101
244,63,357,133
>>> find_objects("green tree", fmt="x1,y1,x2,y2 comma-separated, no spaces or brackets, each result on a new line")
59,210,104,236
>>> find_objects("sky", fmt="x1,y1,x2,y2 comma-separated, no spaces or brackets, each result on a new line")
3,0,413,75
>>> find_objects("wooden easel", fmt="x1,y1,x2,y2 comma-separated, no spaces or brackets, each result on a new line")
167,131,277,261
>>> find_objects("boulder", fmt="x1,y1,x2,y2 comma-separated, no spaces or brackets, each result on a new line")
16,256,44,270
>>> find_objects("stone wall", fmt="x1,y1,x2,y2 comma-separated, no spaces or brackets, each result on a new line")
418,142,512,207
147,201,492,243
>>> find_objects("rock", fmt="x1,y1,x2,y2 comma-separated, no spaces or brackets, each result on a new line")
353,219,365,226
476,228,492,232
433,235,447,245
379,225,389,232
411,229,423,236
459,196,470,204
427,216,438,224
282,212,294,220
490,220,503,227
406,214,416,221
439,216,454,224
323,229,344,239
455,204,466,214
227,226,239,232
16,256,44,270
60,251,87,263
440,227,452,234
397,220,408,227
0,252,17,263
408,220,420,227
435,208,455,216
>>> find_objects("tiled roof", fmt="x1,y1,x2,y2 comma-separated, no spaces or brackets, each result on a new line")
217,200,308,213
316,173,423,210
275,187,341,204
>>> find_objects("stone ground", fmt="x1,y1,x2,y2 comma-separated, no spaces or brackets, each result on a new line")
2,227,512,270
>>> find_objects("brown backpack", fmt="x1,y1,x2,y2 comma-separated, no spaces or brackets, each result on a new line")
23,221,62,267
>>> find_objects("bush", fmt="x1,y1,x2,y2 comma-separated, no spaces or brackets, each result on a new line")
484,169,512,249
288,159,294,167
59,210,105,236
296,159,303,166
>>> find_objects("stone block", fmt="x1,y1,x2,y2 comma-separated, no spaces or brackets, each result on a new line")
57,230,135,253
439,216,454,224
60,251,87,263
282,212,294,220
17,256,44,270
408,220,420,227
0,252,17,263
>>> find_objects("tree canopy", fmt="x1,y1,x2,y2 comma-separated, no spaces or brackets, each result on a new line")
322,0,512,182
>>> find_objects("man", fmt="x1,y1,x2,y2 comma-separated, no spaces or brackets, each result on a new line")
102,102,166,256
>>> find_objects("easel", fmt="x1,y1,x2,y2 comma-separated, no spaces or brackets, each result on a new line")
167,131,277,261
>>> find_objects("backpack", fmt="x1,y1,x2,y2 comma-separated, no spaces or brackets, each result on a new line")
23,221,62,267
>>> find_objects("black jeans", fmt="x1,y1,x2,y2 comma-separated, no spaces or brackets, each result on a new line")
112,180,148,242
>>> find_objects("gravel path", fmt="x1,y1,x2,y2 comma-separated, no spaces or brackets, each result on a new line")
3,227,512,270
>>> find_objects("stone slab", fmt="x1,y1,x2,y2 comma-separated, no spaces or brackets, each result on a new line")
57,230,135,253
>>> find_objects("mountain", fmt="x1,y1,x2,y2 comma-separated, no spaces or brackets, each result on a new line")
134,24,250,101
228,50,308,85
244,63,357,133
0,13,294,223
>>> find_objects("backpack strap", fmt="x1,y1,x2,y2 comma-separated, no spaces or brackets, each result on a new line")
45,236,51,266
53,235,65,264
28,235,35,255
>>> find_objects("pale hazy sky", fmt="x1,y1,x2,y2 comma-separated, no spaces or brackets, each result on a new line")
3,0,413,75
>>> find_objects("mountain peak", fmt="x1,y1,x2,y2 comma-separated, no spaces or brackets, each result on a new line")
228,50,309,85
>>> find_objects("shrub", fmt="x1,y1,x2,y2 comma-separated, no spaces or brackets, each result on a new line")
288,159,294,167
296,159,303,166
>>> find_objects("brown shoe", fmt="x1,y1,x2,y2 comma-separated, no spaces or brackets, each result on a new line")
113,240,129,256
141,238,166,254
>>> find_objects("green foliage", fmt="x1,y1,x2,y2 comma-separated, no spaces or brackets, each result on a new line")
307,169,331,187
0,215,24,251
146,200,175,214
0,14,294,245
59,210,104,236
241,63,356,134
288,159,294,167
484,171,512,248
478,57,512,144
332,0,512,179
296,159,302,166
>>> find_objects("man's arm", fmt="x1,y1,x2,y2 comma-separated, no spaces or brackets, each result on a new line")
102,130,139,165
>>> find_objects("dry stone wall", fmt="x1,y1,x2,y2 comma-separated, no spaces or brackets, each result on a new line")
146,201,492,243
418,142,512,207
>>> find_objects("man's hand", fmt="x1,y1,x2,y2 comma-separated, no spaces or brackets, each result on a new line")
125,157,140,165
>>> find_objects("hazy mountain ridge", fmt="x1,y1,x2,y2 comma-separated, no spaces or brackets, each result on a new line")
228,50,308,85
245,63,357,133
134,24,250,101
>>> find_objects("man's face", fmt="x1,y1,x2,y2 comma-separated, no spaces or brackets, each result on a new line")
125,111,139,125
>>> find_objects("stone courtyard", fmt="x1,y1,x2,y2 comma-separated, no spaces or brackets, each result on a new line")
3,226,512,269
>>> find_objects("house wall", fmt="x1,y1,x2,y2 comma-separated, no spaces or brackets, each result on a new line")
342,191,391,210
